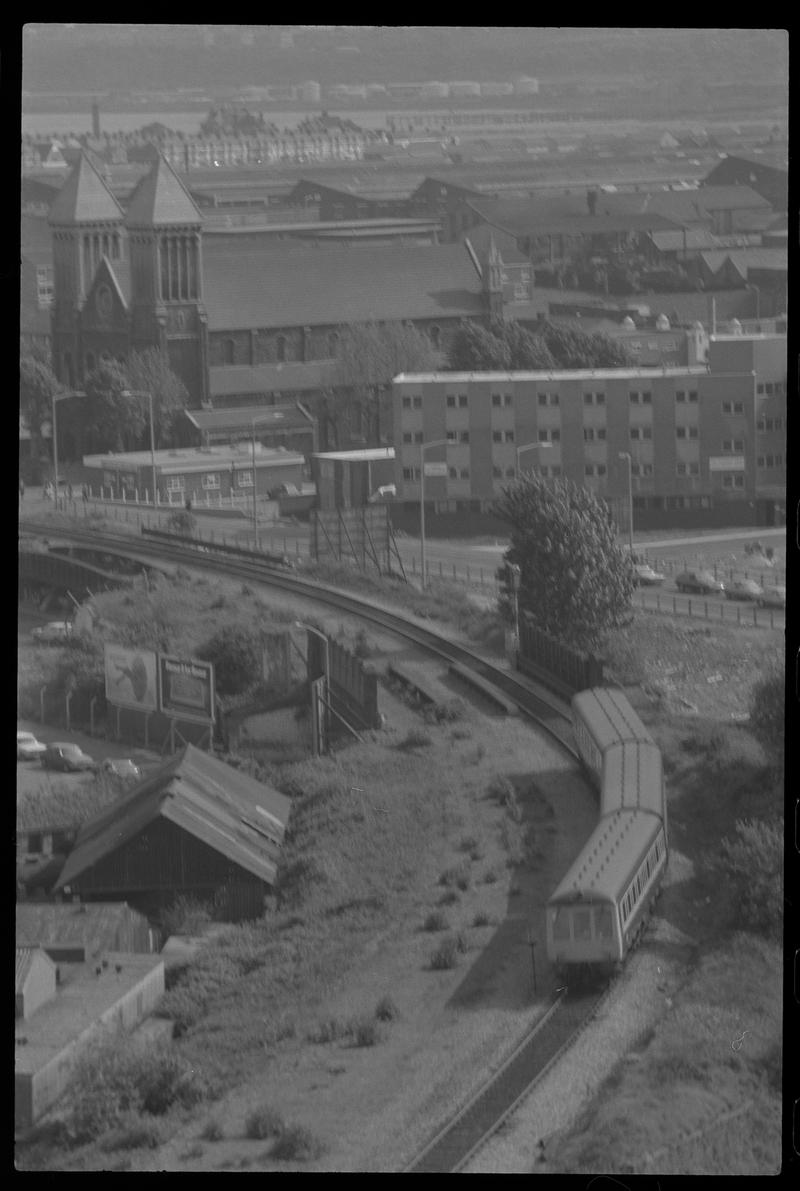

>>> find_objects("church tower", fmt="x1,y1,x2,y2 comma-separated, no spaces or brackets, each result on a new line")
125,155,208,405
48,152,125,387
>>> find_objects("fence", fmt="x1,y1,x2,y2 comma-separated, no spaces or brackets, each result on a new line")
406,554,499,589
634,590,782,630
517,617,604,699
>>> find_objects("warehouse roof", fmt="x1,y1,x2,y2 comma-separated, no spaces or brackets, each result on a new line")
202,242,483,331
55,745,292,891
468,196,680,238
186,401,316,432
16,902,148,960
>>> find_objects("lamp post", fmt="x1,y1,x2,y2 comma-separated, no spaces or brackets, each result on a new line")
420,437,449,589
296,620,331,753
122,390,157,506
250,414,276,547
515,440,552,479
508,562,522,645
618,451,634,556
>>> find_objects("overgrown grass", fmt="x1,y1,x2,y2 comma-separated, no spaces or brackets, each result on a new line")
423,910,450,932
244,1104,285,1141
374,995,400,1022
396,728,433,751
439,861,471,891
429,932,468,971
270,1124,326,1162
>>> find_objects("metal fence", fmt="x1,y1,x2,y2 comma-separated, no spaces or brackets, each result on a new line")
634,590,782,630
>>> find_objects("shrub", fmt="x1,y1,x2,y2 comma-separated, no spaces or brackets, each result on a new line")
245,1104,285,1141
308,1017,350,1044
101,1117,166,1152
438,889,459,906
424,698,466,725
439,862,471,891
718,818,783,938
182,1143,205,1160
487,775,516,804
483,869,498,884
472,911,491,927
748,661,785,769
270,1123,326,1162
197,623,264,696
396,728,433,751
429,936,461,970
166,510,197,537
423,910,449,932
160,895,213,938
459,835,479,853
349,1016,385,1047
374,995,400,1022
201,1118,225,1142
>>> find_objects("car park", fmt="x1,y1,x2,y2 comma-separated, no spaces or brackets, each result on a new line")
31,620,74,643
758,584,786,609
675,569,725,595
632,562,665,586
101,758,141,781
724,578,764,602
17,731,47,761
41,743,97,772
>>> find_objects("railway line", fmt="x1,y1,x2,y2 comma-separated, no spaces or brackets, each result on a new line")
19,519,576,753
405,983,610,1172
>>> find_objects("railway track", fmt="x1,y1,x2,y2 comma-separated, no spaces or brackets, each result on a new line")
405,982,610,1172
19,520,576,753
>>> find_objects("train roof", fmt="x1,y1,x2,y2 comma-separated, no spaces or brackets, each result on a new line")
572,687,653,749
548,809,662,906
600,740,664,819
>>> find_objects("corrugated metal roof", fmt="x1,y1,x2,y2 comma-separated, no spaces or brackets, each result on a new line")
16,902,144,955
55,745,291,891
549,809,662,905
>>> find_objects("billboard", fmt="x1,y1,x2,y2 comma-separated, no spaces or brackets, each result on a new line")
159,655,215,723
104,644,159,711
709,456,746,472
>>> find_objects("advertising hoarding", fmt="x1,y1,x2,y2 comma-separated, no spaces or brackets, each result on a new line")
159,655,215,723
104,644,159,711
423,461,448,477
708,456,745,472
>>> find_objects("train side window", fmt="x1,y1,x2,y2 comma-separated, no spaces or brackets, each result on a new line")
574,909,591,940
552,908,570,940
594,906,613,939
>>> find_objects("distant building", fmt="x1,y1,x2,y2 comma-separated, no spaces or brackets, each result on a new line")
702,153,788,212
16,901,158,962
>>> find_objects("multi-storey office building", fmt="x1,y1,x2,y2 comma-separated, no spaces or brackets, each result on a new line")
392,362,784,529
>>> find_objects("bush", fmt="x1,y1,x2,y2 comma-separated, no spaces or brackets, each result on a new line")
166,510,197,536
201,1118,225,1142
308,1017,350,1044
396,728,433,751
349,1015,385,1047
245,1104,285,1141
423,910,449,932
439,862,471,891
429,935,462,970
374,995,400,1022
748,661,785,769
438,889,459,906
423,698,466,725
197,623,264,696
472,911,491,927
270,1123,326,1162
718,818,783,938
160,895,213,938
101,1117,166,1152
483,869,498,884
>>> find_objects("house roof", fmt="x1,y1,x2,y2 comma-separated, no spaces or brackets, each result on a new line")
208,362,336,398
55,744,292,891
646,228,760,253
125,154,202,227
187,401,317,432
202,242,483,331
16,902,146,958
700,247,788,279
48,153,124,225
469,196,680,238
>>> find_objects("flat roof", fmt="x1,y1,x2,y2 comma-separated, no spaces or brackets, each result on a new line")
313,447,395,462
15,952,163,1075
83,443,304,474
393,366,712,384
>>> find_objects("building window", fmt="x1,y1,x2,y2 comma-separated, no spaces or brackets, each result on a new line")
458,394,468,408
403,433,412,444
414,432,423,444
223,339,235,365
492,466,502,478
85,352,96,374
166,475,185,491
688,391,698,403
642,391,652,404
492,431,502,443
402,468,413,481
538,393,547,406
459,468,470,479
36,264,54,309
413,396,422,409
722,400,745,414
539,428,560,443
447,395,456,408
764,382,774,396
631,427,642,440
459,431,470,444
504,394,513,407
202,473,220,490
585,391,604,405
402,396,411,409
538,392,558,406
676,391,686,403
722,439,745,452
688,426,698,439
276,335,288,363
505,466,516,478
504,430,515,443
493,394,502,407
630,391,640,404
676,426,687,439
236,470,253,487
756,383,765,395
447,430,457,442
448,467,458,479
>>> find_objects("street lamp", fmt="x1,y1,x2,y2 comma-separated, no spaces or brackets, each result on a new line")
420,437,449,589
122,389,157,507
618,451,634,556
251,414,277,547
295,621,330,753
515,440,552,479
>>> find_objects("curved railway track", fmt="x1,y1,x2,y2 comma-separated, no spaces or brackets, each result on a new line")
406,982,610,1172
20,520,576,753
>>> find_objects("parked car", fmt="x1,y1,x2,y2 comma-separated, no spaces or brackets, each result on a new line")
101,758,141,781
724,578,764,602
758,584,786,609
633,562,665,587
31,620,74,643
41,743,97,772
17,730,47,761
675,569,725,595
367,484,397,504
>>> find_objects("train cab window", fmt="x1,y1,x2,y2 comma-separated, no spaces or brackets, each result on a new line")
574,909,591,940
552,908,571,941
594,906,613,940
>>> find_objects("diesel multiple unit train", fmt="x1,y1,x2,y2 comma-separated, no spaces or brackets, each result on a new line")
546,687,668,974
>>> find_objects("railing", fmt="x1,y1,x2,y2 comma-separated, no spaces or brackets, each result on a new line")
634,590,781,630
638,552,785,586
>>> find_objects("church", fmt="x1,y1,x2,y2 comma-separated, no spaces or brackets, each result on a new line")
48,153,510,445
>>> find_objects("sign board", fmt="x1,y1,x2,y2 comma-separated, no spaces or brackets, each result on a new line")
104,644,158,711
159,655,215,723
708,456,745,472
423,461,448,478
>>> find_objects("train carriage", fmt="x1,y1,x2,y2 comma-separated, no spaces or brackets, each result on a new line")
571,687,653,790
600,739,665,821
546,809,667,970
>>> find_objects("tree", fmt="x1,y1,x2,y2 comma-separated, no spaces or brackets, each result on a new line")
538,320,634,368
334,320,436,446
197,623,263,696
447,317,629,372
124,348,190,447
494,471,635,650
81,361,145,453
718,818,783,939
20,348,63,459
497,319,557,369
448,320,511,371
